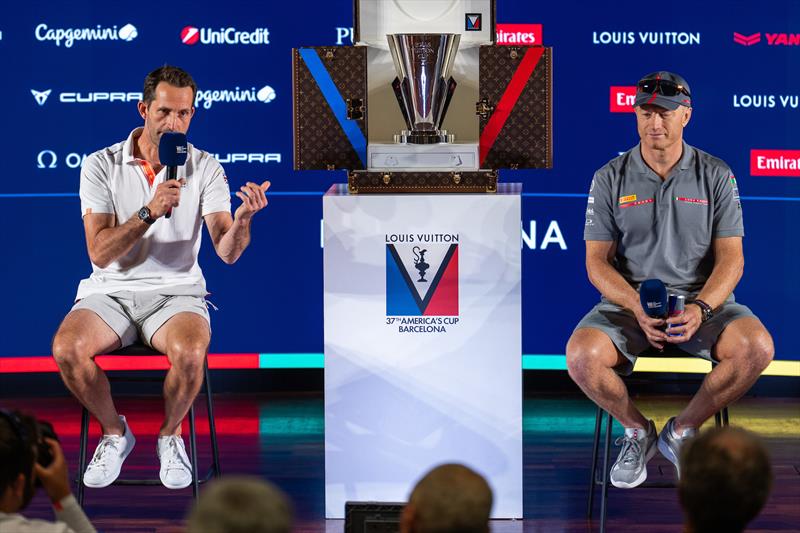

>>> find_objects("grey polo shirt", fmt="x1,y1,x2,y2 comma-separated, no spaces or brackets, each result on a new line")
584,142,743,293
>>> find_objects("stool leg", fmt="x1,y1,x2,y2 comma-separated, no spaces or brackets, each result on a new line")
189,405,200,499
600,411,612,533
587,405,602,519
204,361,221,478
77,407,89,506
722,407,730,427
715,411,722,427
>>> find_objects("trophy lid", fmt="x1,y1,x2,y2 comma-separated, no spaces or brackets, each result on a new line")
354,0,495,48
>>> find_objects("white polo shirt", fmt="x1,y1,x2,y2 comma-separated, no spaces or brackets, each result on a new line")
76,128,231,300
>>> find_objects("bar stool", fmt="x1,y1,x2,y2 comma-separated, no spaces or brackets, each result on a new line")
76,344,221,504
586,346,729,533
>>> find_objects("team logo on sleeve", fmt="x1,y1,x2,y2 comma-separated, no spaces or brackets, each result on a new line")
386,240,459,316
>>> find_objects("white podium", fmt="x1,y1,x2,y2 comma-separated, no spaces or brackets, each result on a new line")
323,183,522,519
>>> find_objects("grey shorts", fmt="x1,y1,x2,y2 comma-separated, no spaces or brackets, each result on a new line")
72,291,211,349
574,296,757,375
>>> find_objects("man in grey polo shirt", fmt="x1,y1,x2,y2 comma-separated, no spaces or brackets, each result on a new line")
566,72,774,489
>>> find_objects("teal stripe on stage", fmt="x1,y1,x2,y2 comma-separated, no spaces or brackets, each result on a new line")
258,353,566,370
522,354,567,370
259,353,324,369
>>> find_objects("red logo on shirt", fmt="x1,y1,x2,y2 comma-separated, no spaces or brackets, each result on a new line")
619,198,654,209
675,197,709,205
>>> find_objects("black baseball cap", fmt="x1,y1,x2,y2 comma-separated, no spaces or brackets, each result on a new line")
634,71,692,110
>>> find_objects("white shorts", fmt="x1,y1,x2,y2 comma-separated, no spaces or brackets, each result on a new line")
71,291,211,348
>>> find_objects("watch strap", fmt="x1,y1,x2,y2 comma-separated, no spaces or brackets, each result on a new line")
692,299,713,322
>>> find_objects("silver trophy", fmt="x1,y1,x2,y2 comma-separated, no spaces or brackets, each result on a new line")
387,33,460,144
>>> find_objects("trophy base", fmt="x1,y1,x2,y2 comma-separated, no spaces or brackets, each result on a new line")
368,143,478,171
393,130,455,144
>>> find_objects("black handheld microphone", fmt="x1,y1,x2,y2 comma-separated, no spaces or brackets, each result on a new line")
158,132,188,219
640,279,668,318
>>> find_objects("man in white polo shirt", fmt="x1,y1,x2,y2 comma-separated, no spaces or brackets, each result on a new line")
51,66,270,490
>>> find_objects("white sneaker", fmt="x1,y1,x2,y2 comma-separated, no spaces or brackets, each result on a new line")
83,415,135,488
157,435,193,489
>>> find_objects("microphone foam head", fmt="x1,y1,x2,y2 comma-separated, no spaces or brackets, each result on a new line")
640,279,668,318
158,132,188,166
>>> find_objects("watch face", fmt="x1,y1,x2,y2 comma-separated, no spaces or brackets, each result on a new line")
139,207,153,223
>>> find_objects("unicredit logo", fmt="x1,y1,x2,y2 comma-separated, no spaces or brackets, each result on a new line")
610,86,637,113
35,23,138,47
734,32,800,46
180,26,270,46
496,24,542,45
181,26,200,45
751,150,800,177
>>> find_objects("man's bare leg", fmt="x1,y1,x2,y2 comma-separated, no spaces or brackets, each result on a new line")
675,317,773,432
566,327,649,428
150,312,210,437
52,310,123,435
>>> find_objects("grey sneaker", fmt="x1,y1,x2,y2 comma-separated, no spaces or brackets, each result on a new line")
658,416,697,478
609,419,657,489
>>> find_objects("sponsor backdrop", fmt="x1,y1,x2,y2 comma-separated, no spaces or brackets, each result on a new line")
0,1,797,367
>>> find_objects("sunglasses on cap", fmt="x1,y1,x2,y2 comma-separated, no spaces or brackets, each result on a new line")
637,78,691,98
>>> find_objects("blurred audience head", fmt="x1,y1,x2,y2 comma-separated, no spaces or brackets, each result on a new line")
0,410,38,512
187,476,292,533
679,426,772,533
401,463,493,533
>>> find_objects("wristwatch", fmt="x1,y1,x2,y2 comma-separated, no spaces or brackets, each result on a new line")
691,299,713,323
137,206,156,225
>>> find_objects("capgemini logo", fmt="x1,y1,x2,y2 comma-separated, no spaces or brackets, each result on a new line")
118,24,138,41
257,85,276,103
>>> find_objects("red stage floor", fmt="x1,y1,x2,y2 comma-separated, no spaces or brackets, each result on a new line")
6,393,799,532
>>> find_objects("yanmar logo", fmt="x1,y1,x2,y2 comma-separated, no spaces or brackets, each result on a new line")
496,24,542,45
610,86,637,113
180,26,269,46
734,32,800,46
733,32,760,46
751,150,800,177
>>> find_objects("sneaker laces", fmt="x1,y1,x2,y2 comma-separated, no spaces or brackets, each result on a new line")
162,437,188,472
87,436,122,473
614,435,643,466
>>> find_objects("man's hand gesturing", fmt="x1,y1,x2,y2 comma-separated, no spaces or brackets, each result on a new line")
234,180,270,222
